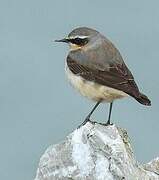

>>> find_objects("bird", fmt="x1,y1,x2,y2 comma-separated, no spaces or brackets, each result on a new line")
55,27,151,126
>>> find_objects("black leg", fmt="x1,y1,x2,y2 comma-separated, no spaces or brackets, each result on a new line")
78,101,101,128
106,102,113,125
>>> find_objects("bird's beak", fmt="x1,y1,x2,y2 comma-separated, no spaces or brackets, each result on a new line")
54,38,69,43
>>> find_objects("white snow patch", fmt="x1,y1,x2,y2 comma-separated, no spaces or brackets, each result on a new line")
71,127,94,176
95,154,113,180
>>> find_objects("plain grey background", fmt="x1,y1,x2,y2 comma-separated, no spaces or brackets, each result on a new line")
0,0,159,179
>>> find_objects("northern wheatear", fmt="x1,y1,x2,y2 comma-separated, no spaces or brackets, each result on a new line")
55,27,151,126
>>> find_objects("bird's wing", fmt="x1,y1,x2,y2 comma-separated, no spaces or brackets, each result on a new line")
67,54,141,99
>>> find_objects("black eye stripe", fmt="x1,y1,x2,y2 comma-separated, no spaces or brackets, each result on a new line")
69,38,88,45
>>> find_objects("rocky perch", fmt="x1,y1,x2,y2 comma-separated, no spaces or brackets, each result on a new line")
34,122,159,180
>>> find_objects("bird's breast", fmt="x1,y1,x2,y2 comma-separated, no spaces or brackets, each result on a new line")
65,65,128,102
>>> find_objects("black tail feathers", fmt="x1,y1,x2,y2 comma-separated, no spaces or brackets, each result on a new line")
135,93,151,106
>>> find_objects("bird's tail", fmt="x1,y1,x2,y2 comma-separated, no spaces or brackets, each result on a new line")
135,93,151,106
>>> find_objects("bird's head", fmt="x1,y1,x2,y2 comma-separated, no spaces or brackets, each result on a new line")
55,27,100,51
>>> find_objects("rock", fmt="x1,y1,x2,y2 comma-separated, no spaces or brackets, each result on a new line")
34,122,159,180
144,158,159,176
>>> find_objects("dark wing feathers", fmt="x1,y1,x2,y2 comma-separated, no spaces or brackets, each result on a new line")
67,55,141,99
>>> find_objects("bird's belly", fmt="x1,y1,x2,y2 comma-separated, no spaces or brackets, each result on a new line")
65,66,128,102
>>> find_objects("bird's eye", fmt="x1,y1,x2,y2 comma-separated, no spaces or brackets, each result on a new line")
70,38,88,46
73,38,82,44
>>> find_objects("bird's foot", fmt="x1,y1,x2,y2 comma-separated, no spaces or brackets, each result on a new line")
77,116,91,129
99,120,113,126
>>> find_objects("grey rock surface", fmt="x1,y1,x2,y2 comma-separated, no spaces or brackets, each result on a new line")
34,122,159,180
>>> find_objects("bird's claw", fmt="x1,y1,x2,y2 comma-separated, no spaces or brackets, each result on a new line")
77,117,91,129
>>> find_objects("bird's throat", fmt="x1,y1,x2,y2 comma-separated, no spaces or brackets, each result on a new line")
69,44,82,51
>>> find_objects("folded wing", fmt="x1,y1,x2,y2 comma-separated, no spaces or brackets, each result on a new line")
67,55,151,106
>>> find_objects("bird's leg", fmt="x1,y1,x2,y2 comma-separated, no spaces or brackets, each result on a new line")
105,102,113,125
78,101,101,128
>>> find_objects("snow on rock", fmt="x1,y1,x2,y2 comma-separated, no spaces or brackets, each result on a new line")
34,121,159,180
71,125,94,176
